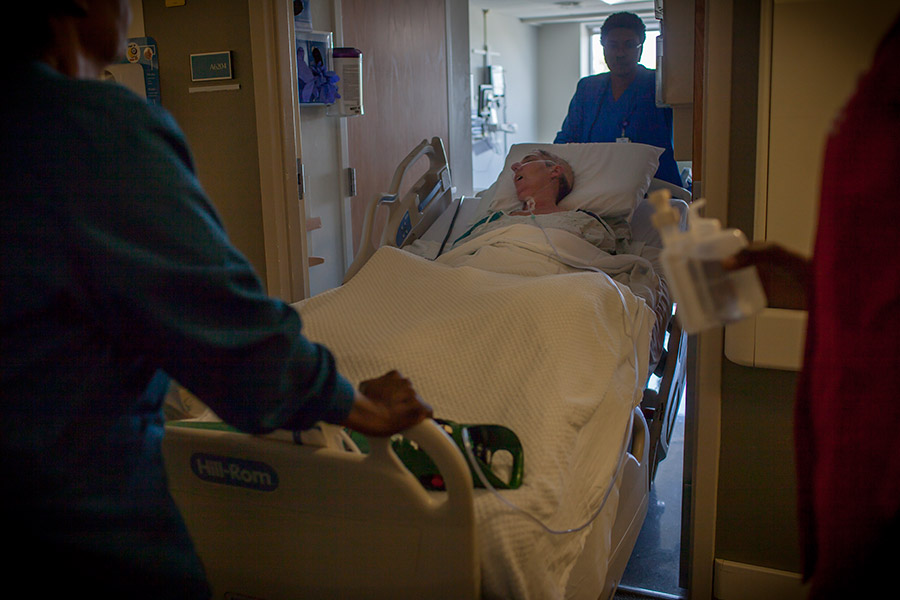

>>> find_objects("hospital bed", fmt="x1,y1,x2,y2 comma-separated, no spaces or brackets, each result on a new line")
162,138,690,600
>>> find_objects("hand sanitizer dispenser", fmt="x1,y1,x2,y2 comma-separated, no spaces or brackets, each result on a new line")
327,48,363,117
649,190,767,333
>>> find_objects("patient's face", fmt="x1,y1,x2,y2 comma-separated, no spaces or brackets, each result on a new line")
511,153,557,201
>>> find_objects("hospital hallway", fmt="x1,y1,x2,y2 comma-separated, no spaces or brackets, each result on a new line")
615,396,687,600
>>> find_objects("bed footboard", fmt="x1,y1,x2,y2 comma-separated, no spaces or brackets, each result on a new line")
163,420,479,600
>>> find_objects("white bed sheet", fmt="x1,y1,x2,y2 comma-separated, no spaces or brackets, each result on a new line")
408,195,674,370
294,232,653,599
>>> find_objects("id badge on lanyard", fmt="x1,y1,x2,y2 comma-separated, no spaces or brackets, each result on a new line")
616,119,630,143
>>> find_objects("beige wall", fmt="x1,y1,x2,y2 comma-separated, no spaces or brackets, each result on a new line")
142,0,267,284
138,0,471,297
127,0,144,37
762,0,900,256
536,22,583,144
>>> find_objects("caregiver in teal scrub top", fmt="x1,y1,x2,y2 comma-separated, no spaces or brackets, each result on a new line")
0,3,431,598
554,12,682,187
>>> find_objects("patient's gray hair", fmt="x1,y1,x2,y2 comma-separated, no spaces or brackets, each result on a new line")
534,150,574,203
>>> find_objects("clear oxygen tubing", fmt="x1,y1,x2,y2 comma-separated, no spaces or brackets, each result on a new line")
459,185,642,536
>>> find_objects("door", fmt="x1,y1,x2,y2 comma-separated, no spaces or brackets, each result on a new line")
340,0,451,254
249,0,309,301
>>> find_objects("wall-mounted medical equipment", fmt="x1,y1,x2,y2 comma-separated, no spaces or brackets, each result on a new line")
472,64,517,143
650,190,767,333
470,10,516,152
327,47,364,117
295,29,338,104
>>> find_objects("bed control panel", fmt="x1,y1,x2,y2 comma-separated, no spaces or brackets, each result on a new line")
396,211,412,247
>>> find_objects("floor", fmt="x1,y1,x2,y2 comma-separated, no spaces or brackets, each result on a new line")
616,399,687,599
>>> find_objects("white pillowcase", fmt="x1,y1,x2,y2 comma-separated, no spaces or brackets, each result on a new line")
485,142,663,220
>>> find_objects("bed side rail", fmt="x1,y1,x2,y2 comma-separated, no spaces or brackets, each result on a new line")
344,136,454,283
648,177,692,202
641,309,688,483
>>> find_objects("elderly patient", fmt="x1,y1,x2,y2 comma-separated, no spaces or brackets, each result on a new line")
454,149,630,254
507,149,575,215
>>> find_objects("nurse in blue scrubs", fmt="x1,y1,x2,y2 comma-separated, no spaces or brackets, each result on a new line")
554,12,682,187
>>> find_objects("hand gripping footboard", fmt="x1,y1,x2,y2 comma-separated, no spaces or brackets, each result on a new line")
163,419,479,599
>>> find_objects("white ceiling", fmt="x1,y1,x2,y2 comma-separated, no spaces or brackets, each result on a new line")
470,0,656,23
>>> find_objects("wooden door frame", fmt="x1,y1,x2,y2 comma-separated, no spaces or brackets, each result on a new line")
331,0,355,271
686,0,732,597
248,0,310,302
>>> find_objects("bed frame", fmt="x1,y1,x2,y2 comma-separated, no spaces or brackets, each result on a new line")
643,312,688,483
164,407,651,600
343,137,455,283
162,137,688,599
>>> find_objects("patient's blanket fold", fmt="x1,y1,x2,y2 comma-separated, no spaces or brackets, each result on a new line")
295,233,653,599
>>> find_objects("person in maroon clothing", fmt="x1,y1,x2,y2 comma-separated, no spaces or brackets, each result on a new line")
725,15,900,599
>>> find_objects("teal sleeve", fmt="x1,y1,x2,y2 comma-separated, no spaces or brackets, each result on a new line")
68,90,355,433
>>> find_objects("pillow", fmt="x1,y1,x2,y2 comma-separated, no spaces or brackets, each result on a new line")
485,142,663,221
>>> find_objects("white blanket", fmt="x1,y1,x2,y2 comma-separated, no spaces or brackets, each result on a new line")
295,229,653,599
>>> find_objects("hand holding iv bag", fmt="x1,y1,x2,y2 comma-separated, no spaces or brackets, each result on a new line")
650,190,767,333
